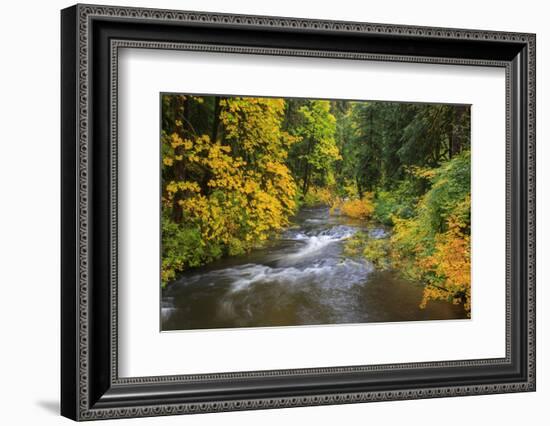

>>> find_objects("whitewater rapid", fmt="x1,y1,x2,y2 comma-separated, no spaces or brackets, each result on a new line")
161,206,467,330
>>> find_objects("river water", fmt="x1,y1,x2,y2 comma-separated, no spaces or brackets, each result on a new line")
161,206,466,330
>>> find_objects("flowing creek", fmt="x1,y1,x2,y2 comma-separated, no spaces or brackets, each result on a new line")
161,206,466,330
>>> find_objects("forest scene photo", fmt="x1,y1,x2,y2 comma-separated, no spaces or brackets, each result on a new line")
160,93,471,331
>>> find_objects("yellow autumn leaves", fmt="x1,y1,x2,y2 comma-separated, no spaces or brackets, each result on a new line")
338,194,375,220
160,94,471,318
339,152,471,315
384,153,471,315
161,97,299,285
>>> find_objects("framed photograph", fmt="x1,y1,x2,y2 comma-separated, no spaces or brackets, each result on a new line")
61,4,536,421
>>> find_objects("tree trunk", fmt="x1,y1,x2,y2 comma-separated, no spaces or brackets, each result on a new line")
302,162,310,195
451,105,468,157
301,137,314,196
356,176,363,198
447,126,453,160
199,96,222,195
211,96,221,143
171,96,190,223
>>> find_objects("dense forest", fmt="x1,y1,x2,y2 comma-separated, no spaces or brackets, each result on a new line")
161,94,471,315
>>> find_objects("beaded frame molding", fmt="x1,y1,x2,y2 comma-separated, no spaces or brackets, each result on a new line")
61,3,536,421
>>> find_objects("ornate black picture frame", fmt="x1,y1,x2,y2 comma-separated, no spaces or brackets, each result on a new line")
61,3,536,421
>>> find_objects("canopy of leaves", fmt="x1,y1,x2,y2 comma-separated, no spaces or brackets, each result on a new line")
160,93,471,316
161,96,298,285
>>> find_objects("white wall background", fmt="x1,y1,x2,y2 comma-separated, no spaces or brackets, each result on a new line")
0,0,546,424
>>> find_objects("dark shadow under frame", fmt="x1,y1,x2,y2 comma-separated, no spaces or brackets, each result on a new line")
61,3,535,421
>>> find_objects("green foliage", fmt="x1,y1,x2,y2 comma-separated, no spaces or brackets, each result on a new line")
161,95,299,286
419,151,470,233
400,104,470,167
373,178,423,225
388,152,471,314
160,92,472,317
161,214,217,285
344,232,390,270
339,152,471,314
338,102,470,194
362,238,391,270
289,100,341,195
297,100,339,173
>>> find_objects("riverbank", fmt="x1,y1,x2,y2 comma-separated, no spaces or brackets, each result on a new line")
162,206,466,330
